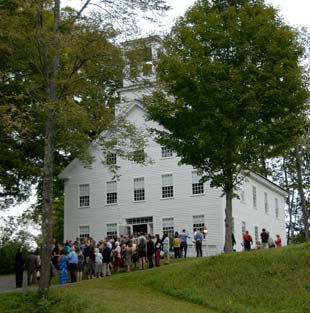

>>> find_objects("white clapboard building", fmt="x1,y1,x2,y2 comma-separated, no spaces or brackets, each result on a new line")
59,39,287,256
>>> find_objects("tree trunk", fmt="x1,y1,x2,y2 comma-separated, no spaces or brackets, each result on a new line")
224,186,233,253
39,0,60,297
294,144,310,241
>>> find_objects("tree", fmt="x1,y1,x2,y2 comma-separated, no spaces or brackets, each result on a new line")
147,0,309,252
0,0,169,297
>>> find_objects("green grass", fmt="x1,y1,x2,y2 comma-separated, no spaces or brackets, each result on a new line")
1,243,310,313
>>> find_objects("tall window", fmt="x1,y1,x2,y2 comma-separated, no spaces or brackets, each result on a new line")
162,217,174,239
79,225,90,240
275,198,279,218
161,146,172,158
162,174,173,198
254,226,259,242
252,186,257,209
264,192,268,214
79,184,90,207
193,215,205,233
107,223,117,239
106,152,116,165
107,181,117,204
241,221,246,234
134,177,145,201
192,171,204,195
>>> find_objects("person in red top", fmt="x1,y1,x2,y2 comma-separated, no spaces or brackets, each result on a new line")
243,231,253,251
275,234,282,248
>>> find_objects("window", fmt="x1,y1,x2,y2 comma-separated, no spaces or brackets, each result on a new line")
162,174,173,198
275,198,279,218
252,186,257,209
134,177,145,201
241,221,246,234
254,226,259,242
264,192,268,214
161,146,172,158
192,171,204,195
106,152,116,165
162,217,174,239
107,223,117,239
132,150,145,162
79,184,90,207
107,181,117,204
193,215,205,233
79,225,90,240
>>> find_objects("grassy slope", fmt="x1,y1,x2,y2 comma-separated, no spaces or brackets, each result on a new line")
1,243,310,313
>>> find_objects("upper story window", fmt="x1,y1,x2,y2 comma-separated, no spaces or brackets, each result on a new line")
162,173,173,198
107,181,117,204
106,152,116,165
161,146,173,158
252,186,257,209
275,198,279,218
79,184,90,208
134,177,145,201
192,171,204,195
79,225,90,240
132,150,145,162
264,192,268,214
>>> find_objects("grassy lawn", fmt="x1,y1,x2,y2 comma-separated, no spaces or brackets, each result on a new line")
1,243,310,313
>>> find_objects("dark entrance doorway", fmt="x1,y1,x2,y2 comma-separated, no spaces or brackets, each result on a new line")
133,224,147,235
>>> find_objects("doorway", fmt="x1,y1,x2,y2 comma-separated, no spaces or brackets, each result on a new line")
133,224,148,235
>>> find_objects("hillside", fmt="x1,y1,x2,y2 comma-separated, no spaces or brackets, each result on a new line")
1,243,310,313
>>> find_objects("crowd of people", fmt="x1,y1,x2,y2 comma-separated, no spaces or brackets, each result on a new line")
242,228,282,251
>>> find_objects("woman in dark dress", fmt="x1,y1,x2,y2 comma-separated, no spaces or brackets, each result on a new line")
15,247,24,288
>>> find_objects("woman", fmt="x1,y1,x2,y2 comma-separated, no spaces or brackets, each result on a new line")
162,233,170,265
146,235,155,268
154,234,161,267
59,249,68,284
124,242,133,272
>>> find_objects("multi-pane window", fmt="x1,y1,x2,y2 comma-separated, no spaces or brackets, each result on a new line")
252,186,257,209
162,217,174,239
241,221,246,234
79,225,90,240
254,226,259,242
133,150,145,162
192,171,204,195
264,192,268,214
106,181,117,204
107,223,117,239
106,152,116,165
162,174,173,198
134,177,145,201
275,198,279,218
79,184,90,207
161,146,173,158
193,215,205,233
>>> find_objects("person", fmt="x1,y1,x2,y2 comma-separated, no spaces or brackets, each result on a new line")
194,228,204,257
243,231,253,251
232,233,236,250
172,232,181,258
260,228,269,249
94,247,103,278
137,232,147,270
14,246,24,288
268,237,276,248
275,234,282,248
162,233,170,265
146,235,155,268
179,229,190,258
67,245,78,283
154,234,161,267
113,241,122,272
77,247,84,282
26,250,38,285
59,249,68,284
102,242,112,277
124,242,133,272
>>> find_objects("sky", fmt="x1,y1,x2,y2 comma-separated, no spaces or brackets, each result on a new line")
2,0,310,236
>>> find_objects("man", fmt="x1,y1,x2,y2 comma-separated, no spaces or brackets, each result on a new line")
68,246,78,283
137,232,147,270
179,229,190,258
260,228,269,249
194,228,204,257
243,231,253,251
26,250,38,285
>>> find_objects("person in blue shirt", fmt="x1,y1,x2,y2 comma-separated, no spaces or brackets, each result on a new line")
194,229,204,257
68,246,78,283
179,229,190,258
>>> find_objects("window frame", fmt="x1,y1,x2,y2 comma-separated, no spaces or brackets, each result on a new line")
79,184,90,208
161,173,174,199
106,181,118,205
133,177,145,202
